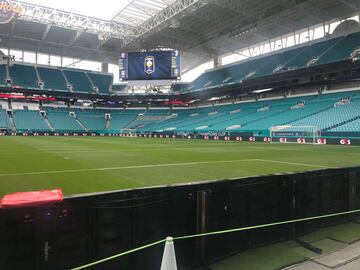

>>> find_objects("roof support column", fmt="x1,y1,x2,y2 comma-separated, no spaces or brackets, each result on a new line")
101,62,109,73
213,56,221,68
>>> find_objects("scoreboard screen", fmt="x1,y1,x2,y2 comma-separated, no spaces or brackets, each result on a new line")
119,50,180,81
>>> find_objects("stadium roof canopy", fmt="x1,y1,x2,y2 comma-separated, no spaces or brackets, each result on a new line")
0,0,358,69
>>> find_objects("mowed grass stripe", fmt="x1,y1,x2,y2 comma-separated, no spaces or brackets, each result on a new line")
0,137,357,196
0,159,328,177
0,159,257,177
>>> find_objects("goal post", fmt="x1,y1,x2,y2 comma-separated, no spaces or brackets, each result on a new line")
269,125,321,144
121,128,136,135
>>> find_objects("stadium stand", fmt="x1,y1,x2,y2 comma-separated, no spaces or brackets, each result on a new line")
109,110,146,130
111,83,127,92
9,64,39,89
284,37,343,70
46,109,85,131
331,118,360,132
138,91,360,133
127,109,173,129
37,67,68,92
87,73,112,94
1,32,359,96
12,110,49,131
0,110,9,129
185,32,360,91
4,90,360,135
172,82,191,92
75,110,107,131
316,33,360,65
62,69,94,94
0,65,7,86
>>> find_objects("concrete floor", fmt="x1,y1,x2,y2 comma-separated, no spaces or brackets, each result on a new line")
285,241,360,270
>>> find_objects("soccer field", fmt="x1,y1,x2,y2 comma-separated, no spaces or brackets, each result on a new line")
0,136,359,197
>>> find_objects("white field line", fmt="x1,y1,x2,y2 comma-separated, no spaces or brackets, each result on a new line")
0,159,331,178
253,159,330,169
0,159,256,177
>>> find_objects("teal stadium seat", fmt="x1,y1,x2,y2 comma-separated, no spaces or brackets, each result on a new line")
186,34,357,92
316,32,360,65
172,83,191,92
112,83,127,91
76,110,106,131
0,65,7,86
108,110,145,131
37,67,68,92
12,110,49,131
284,38,342,70
87,73,112,95
0,110,9,129
46,110,84,131
139,91,360,133
63,69,94,93
0,91,358,134
128,109,172,129
9,64,39,89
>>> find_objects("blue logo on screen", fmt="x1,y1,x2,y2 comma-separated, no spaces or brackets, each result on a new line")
144,56,155,74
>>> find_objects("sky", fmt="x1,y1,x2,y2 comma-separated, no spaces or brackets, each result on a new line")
23,0,133,20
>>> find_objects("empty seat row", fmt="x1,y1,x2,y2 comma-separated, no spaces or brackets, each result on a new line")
182,32,360,92
0,64,113,95
1,91,360,134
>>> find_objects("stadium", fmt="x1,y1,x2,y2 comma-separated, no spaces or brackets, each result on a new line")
0,0,360,269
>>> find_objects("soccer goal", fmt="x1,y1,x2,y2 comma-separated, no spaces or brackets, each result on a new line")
269,125,321,144
121,128,136,135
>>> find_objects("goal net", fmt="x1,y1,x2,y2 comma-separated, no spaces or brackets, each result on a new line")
269,125,321,144
121,128,136,135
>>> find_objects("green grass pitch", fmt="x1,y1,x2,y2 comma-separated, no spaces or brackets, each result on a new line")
0,136,359,197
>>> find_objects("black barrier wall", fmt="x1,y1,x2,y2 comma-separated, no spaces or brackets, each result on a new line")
0,167,359,270
1,131,360,145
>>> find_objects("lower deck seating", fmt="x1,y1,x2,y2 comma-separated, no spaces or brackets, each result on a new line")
76,111,106,131
46,111,84,131
331,118,360,132
142,91,360,133
0,110,9,128
2,90,360,135
12,110,49,131
109,110,145,130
